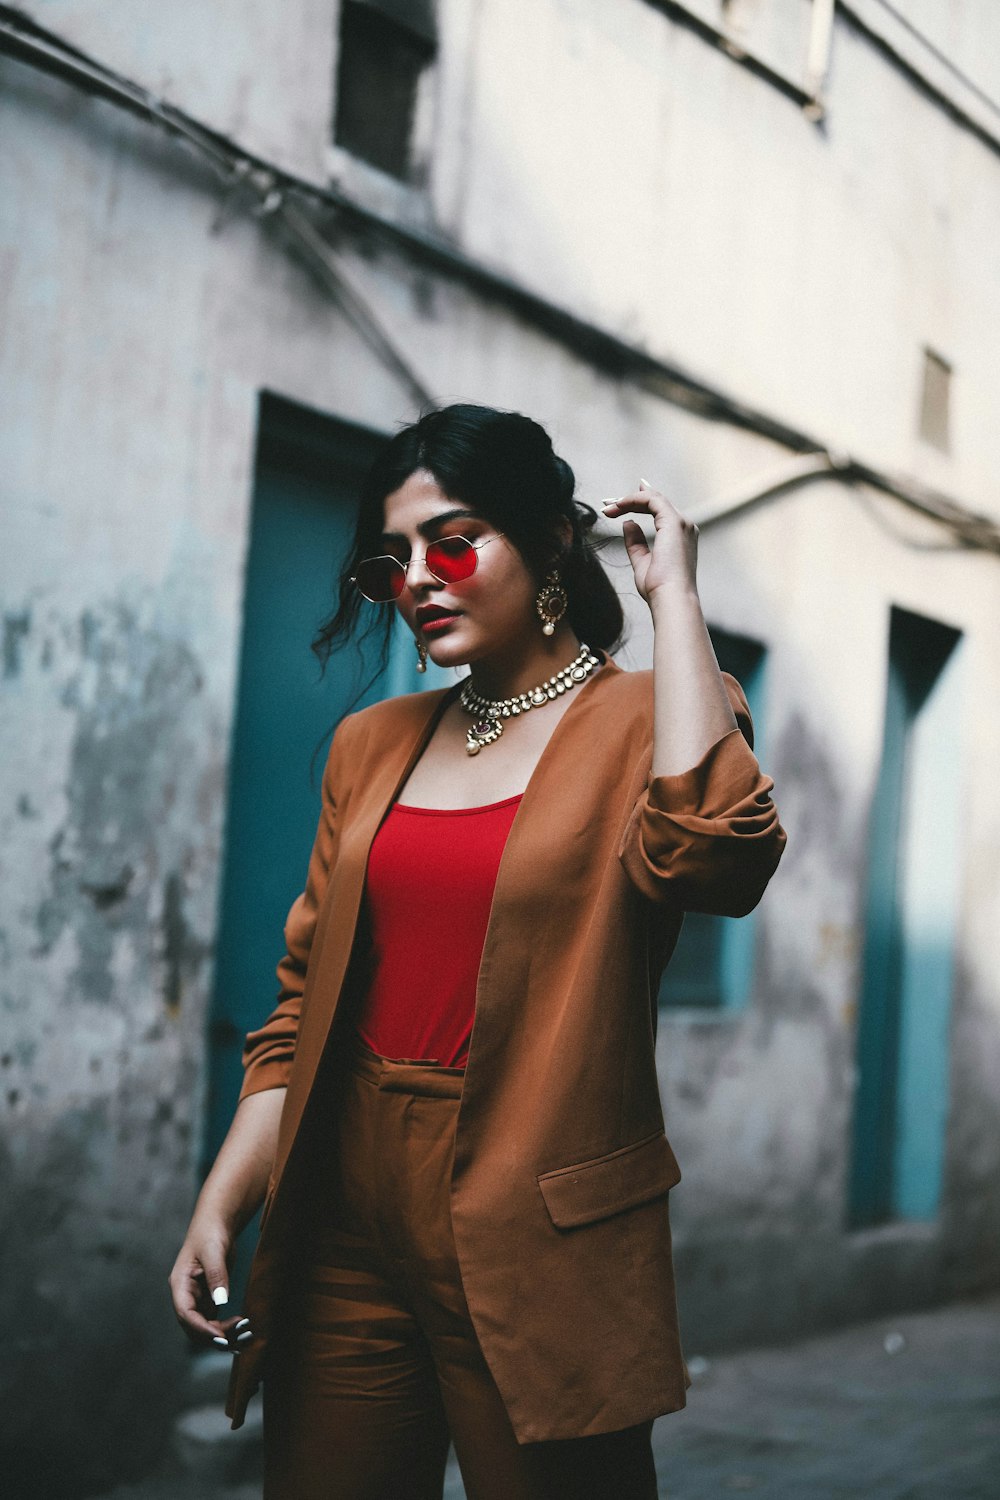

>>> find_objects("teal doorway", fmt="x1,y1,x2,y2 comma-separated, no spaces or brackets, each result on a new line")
205,393,449,1293
848,606,963,1228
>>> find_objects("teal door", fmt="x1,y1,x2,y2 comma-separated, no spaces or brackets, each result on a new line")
205,394,448,1287
848,606,963,1227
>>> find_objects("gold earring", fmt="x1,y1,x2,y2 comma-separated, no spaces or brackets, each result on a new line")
415,638,428,673
535,569,568,637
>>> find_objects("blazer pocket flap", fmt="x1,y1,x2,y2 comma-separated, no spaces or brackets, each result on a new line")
537,1130,681,1230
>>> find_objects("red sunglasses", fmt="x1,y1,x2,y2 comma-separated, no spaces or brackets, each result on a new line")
350,534,505,603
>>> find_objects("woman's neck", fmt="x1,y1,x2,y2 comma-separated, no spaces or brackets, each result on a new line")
464,624,586,703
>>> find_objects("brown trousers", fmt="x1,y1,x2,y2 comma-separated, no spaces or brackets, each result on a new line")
262,1043,658,1500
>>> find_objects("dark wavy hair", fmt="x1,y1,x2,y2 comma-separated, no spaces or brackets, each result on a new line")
313,404,626,687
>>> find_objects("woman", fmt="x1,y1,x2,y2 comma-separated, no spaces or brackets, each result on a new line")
170,404,786,1498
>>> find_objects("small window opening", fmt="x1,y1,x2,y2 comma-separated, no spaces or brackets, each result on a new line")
334,0,437,181
918,347,952,452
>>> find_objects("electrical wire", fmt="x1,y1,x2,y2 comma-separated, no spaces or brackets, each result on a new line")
870,0,1000,123
1,5,998,555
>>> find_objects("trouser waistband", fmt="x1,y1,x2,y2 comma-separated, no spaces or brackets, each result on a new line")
348,1035,465,1100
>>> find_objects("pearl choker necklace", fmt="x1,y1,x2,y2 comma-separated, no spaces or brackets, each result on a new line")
459,643,600,755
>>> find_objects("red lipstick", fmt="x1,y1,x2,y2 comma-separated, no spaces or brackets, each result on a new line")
416,604,462,632
420,614,461,635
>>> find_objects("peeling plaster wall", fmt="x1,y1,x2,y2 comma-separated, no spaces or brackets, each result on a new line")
0,591,219,1484
2,1,1000,1493
17,0,1000,516
0,60,417,1497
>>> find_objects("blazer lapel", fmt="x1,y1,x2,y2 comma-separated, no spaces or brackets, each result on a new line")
270,680,461,1184
456,652,622,1101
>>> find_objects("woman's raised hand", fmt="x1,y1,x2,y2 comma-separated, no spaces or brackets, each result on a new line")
602,479,699,605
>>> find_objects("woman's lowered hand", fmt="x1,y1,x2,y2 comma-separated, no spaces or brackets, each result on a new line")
169,1209,253,1351
168,1085,285,1350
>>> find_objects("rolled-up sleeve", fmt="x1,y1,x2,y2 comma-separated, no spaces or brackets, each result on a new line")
238,721,346,1099
618,676,786,916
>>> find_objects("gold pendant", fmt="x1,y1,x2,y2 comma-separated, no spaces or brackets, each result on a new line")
466,715,503,755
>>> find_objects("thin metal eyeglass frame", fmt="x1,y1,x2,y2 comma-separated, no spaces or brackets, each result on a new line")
350,533,506,603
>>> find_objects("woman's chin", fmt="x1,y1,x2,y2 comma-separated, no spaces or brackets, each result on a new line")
425,637,472,671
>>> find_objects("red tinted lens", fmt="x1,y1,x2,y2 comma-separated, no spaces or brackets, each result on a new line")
354,556,405,601
426,535,477,584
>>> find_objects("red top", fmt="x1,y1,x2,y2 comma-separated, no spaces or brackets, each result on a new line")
355,794,523,1067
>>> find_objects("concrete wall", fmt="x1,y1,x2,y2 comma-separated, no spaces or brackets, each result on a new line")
2,1,999,1492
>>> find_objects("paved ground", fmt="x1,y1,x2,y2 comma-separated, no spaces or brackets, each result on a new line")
650,1296,1000,1499
98,1295,1000,1499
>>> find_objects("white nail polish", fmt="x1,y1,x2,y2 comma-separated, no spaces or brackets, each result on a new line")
212,1287,229,1306
234,1318,250,1331
236,1330,253,1343
212,1336,230,1348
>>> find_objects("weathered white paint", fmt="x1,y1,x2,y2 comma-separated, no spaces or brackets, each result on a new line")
2,0,999,1487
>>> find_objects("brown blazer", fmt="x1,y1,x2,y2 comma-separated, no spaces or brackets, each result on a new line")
226,650,786,1440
